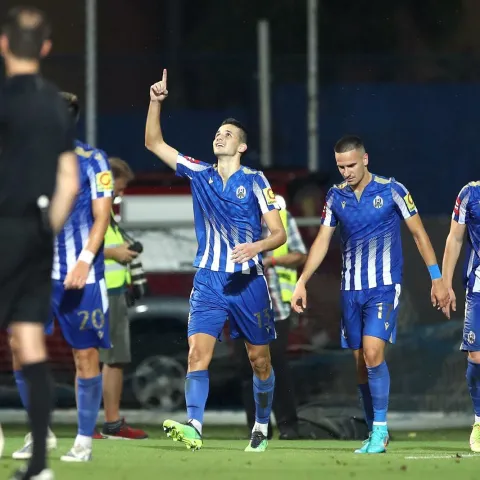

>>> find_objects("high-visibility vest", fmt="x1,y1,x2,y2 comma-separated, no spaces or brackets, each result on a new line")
272,209,297,303
104,212,130,290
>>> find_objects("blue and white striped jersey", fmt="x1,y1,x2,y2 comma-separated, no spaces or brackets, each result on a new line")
51,140,113,283
321,175,417,291
176,153,279,274
452,181,480,292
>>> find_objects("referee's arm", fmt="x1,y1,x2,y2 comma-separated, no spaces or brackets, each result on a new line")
49,151,79,234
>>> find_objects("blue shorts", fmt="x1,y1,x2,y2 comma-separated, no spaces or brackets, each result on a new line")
47,279,111,350
461,291,480,351
340,284,402,350
188,268,276,345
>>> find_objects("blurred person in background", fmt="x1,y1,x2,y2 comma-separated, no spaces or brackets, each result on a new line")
94,157,148,440
11,91,112,464
1,7,78,479
236,194,307,440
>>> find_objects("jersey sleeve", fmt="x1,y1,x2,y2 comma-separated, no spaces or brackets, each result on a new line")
175,153,210,179
452,184,471,224
321,188,338,227
390,180,418,220
253,172,280,215
88,150,113,200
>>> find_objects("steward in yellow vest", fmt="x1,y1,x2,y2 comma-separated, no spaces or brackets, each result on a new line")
263,195,308,321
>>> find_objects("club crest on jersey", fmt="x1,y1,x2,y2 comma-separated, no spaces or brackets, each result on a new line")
236,186,246,199
468,331,476,345
341,201,346,209
373,195,383,209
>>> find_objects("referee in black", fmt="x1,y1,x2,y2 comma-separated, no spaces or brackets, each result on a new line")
0,7,79,480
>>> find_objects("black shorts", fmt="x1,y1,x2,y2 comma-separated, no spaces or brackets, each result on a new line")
0,219,53,329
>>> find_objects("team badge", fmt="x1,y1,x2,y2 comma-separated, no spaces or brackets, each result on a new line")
341,201,346,209
373,195,383,209
468,331,476,345
236,186,246,199
96,171,113,192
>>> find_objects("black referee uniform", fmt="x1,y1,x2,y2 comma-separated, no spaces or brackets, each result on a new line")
0,74,74,329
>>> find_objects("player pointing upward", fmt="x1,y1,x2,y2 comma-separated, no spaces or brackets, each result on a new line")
291,135,449,454
145,69,286,452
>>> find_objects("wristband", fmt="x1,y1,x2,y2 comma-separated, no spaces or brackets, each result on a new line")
78,250,95,265
271,257,276,267
428,264,442,280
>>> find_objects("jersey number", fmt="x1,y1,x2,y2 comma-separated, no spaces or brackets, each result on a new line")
254,308,271,328
78,309,105,330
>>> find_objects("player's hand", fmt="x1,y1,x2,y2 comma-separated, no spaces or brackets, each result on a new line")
150,69,168,102
441,287,456,320
291,281,307,314
64,261,90,289
115,243,139,265
232,243,260,264
431,278,450,311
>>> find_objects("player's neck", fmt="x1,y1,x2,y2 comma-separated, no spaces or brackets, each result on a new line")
4,56,40,77
351,171,372,193
216,157,241,183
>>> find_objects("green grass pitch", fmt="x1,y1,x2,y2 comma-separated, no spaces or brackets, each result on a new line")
1,425,479,480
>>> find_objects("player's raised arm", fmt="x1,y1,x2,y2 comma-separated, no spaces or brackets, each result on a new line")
391,181,450,310
145,69,179,171
291,190,337,313
441,186,469,318
49,151,79,234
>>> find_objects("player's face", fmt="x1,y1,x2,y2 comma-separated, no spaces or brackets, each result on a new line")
113,176,128,198
335,149,368,187
213,125,247,157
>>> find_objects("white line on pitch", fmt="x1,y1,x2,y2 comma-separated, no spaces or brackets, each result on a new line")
405,453,480,460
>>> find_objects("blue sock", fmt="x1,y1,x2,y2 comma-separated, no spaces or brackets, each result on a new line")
367,361,390,425
253,368,275,424
185,370,209,426
77,375,102,437
466,358,480,417
14,370,29,411
358,383,374,431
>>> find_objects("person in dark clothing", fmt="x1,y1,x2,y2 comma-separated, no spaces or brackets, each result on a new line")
0,6,78,479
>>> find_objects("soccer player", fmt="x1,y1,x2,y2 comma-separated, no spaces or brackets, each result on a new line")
236,194,308,439
1,7,79,480
10,92,113,463
145,69,286,452
291,135,450,454
441,181,480,451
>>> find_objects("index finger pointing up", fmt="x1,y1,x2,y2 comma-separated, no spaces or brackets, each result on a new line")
162,68,167,85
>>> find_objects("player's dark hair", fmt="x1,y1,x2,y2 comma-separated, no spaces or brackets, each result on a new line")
1,6,51,60
221,118,248,144
334,135,365,154
59,91,80,123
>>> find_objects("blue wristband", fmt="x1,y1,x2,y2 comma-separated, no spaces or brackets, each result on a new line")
428,264,442,280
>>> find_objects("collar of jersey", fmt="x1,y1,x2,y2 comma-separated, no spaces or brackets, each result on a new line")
343,173,376,193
